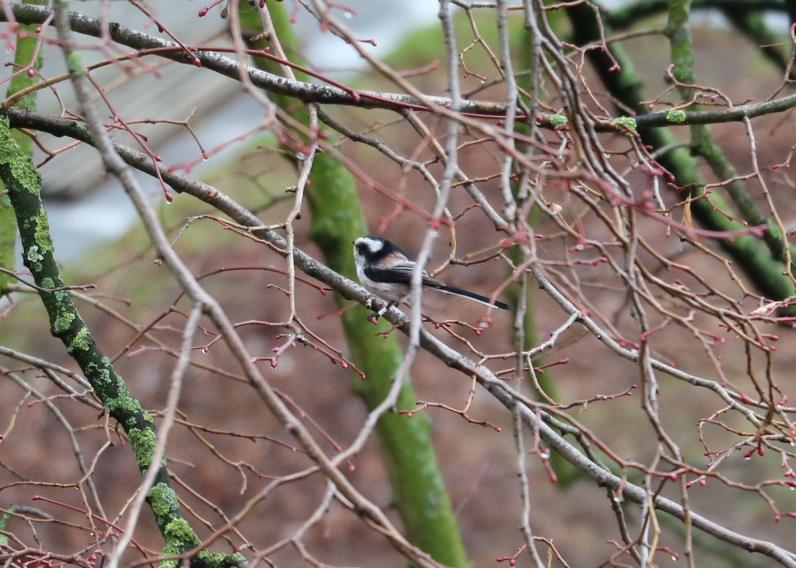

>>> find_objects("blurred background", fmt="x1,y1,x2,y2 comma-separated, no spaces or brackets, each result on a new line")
2,1,795,566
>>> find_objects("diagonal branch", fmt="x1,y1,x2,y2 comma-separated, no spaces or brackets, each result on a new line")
4,3,796,132
7,3,507,116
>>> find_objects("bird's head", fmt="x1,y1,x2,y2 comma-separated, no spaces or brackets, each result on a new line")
353,236,387,262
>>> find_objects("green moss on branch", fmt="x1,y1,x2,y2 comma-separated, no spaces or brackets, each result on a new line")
667,0,796,279
566,3,795,302
308,155,469,564
0,117,242,568
1,0,47,296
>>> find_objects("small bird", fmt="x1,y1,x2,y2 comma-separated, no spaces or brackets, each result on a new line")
352,236,509,315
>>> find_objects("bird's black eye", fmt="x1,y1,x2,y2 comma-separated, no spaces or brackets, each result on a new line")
355,243,367,255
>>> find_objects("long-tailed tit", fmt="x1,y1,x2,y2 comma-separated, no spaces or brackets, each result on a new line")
352,236,508,315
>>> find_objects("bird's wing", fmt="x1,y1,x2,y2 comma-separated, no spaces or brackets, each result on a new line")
364,265,508,309
363,263,436,285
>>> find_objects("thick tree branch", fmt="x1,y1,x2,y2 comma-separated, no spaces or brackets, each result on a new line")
7,3,508,115
606,0,786,29
0,115,243,568
566,2,796,303
0,0,47,297
3,3,796,132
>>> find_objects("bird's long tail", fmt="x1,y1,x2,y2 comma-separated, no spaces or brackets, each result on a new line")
425,282,508,310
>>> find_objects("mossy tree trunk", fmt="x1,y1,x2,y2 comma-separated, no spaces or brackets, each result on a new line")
565,3,795,302
237,3,470,566
0,116,244,568
0,0,47,296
